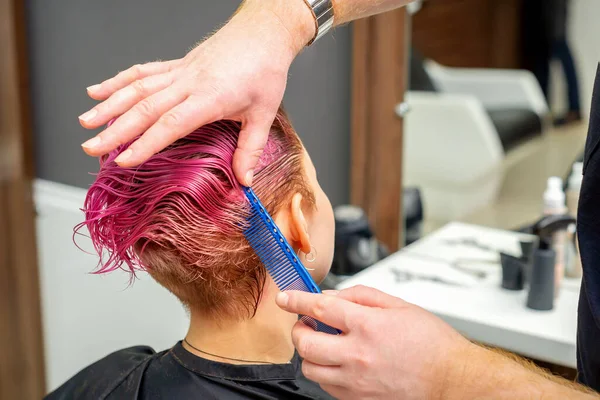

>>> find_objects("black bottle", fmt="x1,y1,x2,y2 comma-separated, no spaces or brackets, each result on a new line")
527,214,576,311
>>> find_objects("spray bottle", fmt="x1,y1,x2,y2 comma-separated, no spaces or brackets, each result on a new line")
566,162,583,278
542,177,568,297
527,214,576,311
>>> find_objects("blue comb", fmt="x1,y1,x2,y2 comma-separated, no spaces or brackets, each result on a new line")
242,186,340,335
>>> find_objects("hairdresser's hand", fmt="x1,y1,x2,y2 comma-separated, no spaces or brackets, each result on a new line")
276,285,476,400
279,286,600,400
78,0,314,186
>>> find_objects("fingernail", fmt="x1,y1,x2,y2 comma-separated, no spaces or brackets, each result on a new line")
115,149,133,164
79,109,97,123
276,292,289,308
81,136,101,149
87,84,101,93
245,170,254,187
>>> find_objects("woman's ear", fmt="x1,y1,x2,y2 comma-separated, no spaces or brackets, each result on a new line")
290,192,311,254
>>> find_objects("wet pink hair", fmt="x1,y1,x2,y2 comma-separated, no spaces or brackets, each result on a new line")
76,108,314,318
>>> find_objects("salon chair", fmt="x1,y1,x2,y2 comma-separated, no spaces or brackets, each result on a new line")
401,49,550,223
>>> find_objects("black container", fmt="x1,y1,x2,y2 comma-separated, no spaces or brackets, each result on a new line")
520,240,536,262
526,247,556,311
524,214,576,311
500,253,525,291
519,239,537,284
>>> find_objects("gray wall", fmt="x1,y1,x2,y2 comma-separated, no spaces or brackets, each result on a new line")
25,1,351,206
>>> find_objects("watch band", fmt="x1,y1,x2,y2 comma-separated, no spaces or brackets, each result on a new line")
302,0,335,45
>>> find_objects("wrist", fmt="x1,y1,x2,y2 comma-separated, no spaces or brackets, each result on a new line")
237,0,316,58
443,344,597,400
442,344,526,400
437,341,482,400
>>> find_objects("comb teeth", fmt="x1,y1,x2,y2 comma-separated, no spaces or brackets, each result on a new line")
245,209,304,290
242,187,340,335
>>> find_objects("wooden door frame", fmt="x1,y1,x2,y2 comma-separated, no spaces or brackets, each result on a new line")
0,0,46,398
351,9,409,252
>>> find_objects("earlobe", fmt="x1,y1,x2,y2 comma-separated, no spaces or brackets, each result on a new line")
290,192,311,254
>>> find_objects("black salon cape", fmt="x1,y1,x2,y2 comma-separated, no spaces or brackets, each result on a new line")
578,63,600,391
45,341,334,399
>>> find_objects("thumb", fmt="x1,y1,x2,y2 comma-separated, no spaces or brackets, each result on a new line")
233,115,274,186
337,285,407,309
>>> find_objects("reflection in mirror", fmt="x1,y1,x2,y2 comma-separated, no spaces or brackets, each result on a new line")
403,0,589,235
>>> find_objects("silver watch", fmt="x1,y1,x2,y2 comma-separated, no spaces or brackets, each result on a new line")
303,0,335,45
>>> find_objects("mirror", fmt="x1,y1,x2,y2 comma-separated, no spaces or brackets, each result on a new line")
404,0,590,235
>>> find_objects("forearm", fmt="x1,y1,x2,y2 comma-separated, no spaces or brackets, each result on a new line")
332,0,412,25
239,0,411,55
447,345,598,400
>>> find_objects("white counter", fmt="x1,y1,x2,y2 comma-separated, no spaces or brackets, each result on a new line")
337,222,580,368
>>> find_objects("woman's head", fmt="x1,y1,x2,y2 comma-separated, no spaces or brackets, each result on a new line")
78,108,334,320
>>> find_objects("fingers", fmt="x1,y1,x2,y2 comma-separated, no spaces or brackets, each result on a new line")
113,94,222,166
292,321,344,366
79,73,175,129
301,360,344,387
276,291,362,332
87,60,181,101
232,115,274,186
81,86,187,157
336,285,407,309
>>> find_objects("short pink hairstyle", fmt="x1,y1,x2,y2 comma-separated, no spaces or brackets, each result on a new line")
76,108,314,319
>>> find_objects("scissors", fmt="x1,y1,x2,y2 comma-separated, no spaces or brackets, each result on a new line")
390,267,466,287
403,251,490,279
